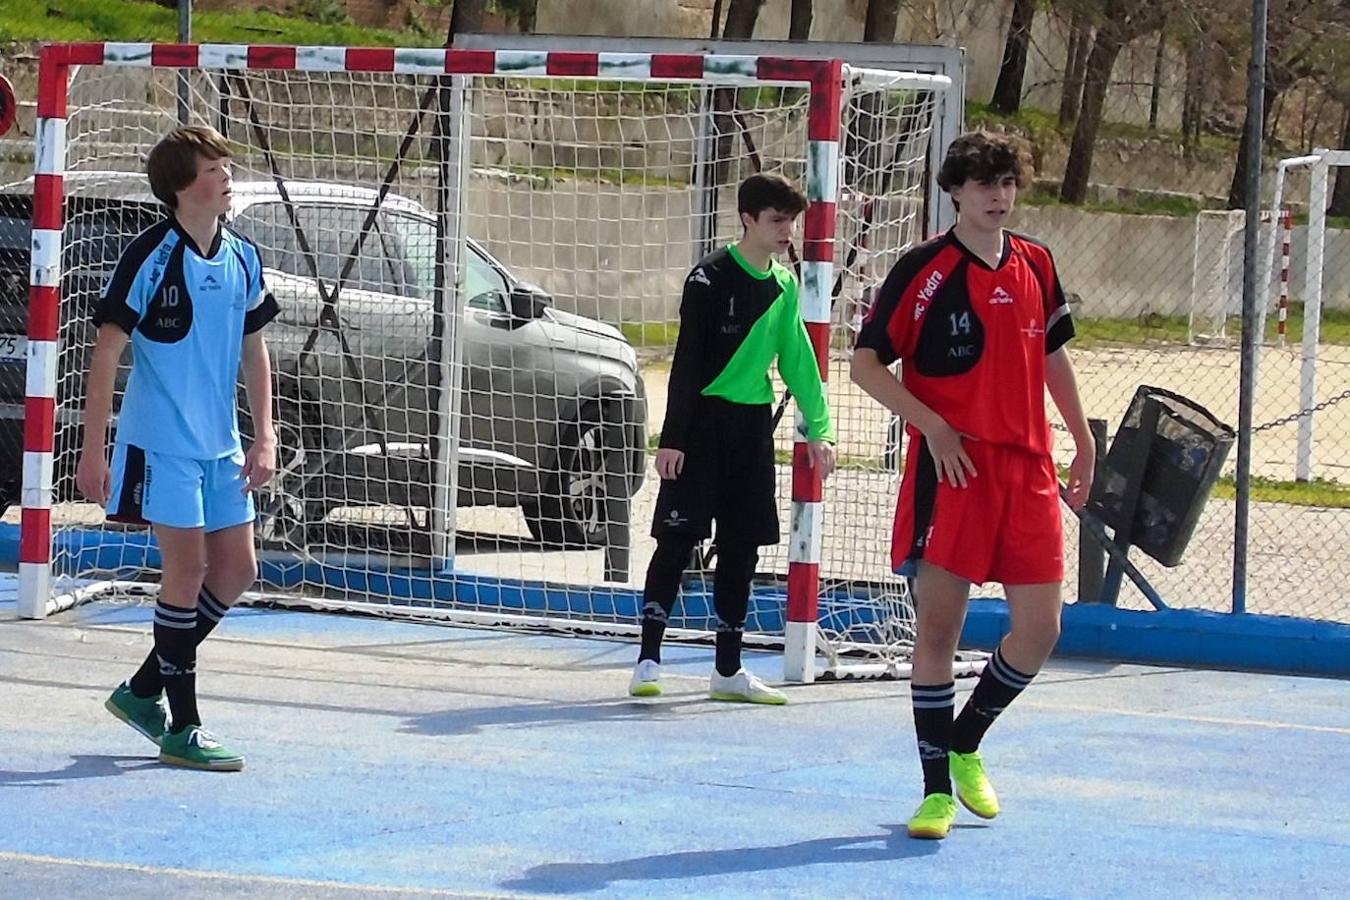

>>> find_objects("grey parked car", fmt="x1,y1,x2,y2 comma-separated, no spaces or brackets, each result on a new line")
0,177,648,550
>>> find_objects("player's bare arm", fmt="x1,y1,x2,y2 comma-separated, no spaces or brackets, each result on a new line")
239,331,276,492
850,347,977,488
76,324,131,504
1045,347,1094,510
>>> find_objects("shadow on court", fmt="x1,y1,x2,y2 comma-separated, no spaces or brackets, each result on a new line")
500,825,938,893
0,755,159,786
402,696,710,736
2,587,1347,900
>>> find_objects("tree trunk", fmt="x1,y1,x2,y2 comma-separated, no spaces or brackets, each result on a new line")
789,0,813,40
1327,108,1350,217
447,0,485,39
723,0,765,38
515,0,538,33
1058,9,1091,126
1148,27,1166,131
1181,37,1208,159
863,0,902,42
1060,32,1125,203
1226,80,1281,210
990,0,1036,114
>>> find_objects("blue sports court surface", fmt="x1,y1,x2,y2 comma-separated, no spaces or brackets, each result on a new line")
1,574,1347,899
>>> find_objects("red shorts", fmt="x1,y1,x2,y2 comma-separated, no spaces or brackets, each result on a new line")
891,434,1064,585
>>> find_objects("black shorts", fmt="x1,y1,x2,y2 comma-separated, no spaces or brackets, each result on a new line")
651,398,779,546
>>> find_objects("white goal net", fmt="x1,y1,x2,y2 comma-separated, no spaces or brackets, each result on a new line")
15,44,955,679
1188,208,1279,345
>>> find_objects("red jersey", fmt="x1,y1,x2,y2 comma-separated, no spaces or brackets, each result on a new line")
854,229,1074,456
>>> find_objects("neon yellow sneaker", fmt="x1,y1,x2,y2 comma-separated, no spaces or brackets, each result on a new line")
907,793,958,840
950,750,1000,819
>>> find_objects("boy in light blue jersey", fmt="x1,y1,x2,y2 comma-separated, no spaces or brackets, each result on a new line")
77,125,279,771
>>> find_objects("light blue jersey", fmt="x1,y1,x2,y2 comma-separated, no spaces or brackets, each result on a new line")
94,217,278,459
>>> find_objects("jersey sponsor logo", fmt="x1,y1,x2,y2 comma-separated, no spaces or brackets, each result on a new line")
201,273,222,291
913,269,944,320
989,286,1014,305
688,267,711,287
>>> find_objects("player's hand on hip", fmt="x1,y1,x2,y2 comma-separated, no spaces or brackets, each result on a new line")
1064,448,1094,511
807,440,835,480
76,449,111,504
654,448,685,480
241,437,277,492
924,418,977,488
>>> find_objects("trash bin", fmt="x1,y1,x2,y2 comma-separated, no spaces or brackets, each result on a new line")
1086,386,1235,567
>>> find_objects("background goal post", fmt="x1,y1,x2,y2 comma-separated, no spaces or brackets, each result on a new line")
15,42,957,682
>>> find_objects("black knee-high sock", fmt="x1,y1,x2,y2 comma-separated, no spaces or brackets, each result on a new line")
153,599,200,733
639,537,696,663
952,644,1035,754
712,542,757,677
912,682,956,796
129,588,230,698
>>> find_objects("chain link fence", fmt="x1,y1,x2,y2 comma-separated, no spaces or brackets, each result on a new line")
1005,172,1350,627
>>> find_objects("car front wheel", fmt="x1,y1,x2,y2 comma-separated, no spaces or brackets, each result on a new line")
524,402,630,548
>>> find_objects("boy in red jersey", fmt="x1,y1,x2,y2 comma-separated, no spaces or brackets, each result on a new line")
850,131,1094,839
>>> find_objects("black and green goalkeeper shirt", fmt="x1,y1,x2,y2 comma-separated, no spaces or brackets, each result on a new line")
658,244,835,452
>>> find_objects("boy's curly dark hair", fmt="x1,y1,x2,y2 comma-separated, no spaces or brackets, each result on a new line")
936,131,1034,192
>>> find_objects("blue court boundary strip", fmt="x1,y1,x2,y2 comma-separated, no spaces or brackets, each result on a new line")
4,524,1348,677
963,599,1350,678
0,524,880,636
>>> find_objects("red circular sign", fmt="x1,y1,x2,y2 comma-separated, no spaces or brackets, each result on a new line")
0,75,16,138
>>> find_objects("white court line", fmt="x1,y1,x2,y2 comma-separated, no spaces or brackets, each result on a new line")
1027,701,1350,736
0,851,545,899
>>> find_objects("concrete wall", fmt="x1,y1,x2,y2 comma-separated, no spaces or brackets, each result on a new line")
465,181,1350,326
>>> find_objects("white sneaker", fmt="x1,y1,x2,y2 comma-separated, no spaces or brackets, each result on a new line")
629,659,663,697
709,668,787,705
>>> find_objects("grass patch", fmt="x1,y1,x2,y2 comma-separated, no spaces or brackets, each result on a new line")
623,321,680,347
965,100,1238,155
1073,314,1192,347
1056,466,1349,508
1210,475,1350,508
629,307,1350,355
1021,184,1202,218
1072,304,1350,348
490,165,686,189
2,0,412,45
965,101,1062,146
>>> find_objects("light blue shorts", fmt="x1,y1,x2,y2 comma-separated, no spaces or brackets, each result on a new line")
107,443,255,533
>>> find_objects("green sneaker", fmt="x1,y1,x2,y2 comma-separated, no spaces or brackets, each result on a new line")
158,725,245,772
950,750,1000,819
907,793,958,840
104,682,169,747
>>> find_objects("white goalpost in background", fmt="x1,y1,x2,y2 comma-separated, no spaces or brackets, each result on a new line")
1261,148,1350,481
14,41,962,681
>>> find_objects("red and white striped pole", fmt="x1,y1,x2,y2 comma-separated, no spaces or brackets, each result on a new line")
19,46,70,618
783,59,843,683
1277,208,1292,347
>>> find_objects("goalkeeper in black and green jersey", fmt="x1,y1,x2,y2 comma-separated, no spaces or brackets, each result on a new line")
629,173,836,704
